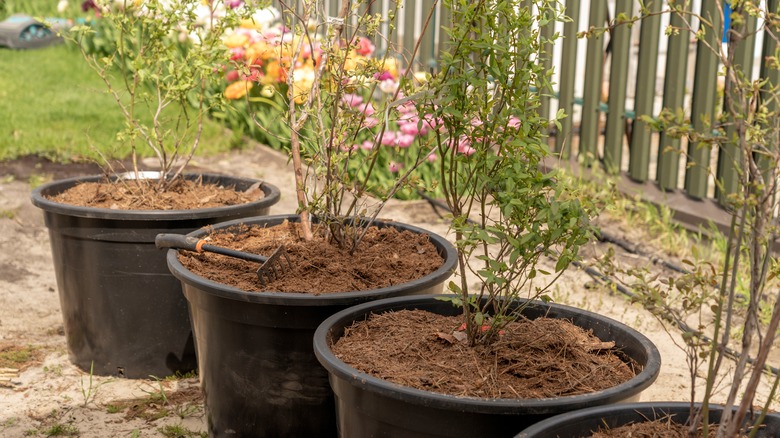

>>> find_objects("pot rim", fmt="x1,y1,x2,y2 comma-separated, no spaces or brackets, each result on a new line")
30,173,281,220
165,214,459,306
515,401,780,437
313,294,662,415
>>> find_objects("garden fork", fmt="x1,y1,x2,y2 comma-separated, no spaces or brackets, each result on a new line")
155,233,292,286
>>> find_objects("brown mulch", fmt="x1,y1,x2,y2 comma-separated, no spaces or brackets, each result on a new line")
331,309,640,399
178,221,444,294
589,419,760,437
48,177,265,210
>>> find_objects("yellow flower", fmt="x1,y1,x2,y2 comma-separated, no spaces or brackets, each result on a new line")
264,60,284,84
379,58,399,78
245,41,275,63
290,66,315,104
224,33,249,49
224,80,253,100
413,71,430,85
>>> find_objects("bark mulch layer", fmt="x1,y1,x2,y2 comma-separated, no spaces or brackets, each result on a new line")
589,419,754,437
332,309,640,399
179,221,444,294
49,177,265,210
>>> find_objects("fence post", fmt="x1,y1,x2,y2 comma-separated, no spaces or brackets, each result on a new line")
657,2,691,191
685,1,721,200
579,1,608,165
555,0,580,158
717,6,757,206
603,0,634,174
628,0,662,182
538,4,556,125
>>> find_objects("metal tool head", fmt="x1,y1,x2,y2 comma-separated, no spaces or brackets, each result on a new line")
255,245,293,286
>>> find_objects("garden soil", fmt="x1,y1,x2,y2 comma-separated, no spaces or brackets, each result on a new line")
0,143,777,437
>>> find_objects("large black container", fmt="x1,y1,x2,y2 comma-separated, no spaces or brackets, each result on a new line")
313,295,662,438
30,173,280,378
165,214,457,438
516,402,780,437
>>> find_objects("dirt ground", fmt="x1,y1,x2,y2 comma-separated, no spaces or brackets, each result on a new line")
0,143,777,437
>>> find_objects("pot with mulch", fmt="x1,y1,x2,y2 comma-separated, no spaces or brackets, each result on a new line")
30,173,280,379
515,402,780,437
313,294,662,438
163,214,457,438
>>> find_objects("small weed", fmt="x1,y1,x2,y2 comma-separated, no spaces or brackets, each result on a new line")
0,344,43,370
158,424,207,438
173,402,202,419
43,365,63,376
28,174,50,189
105,404,122,414
129,430,141,438
80,361,112,407
0,209,15,219
23,429,38,436
164,370,198,381
113,385,203,422
2,417,19,428
41,423,79,437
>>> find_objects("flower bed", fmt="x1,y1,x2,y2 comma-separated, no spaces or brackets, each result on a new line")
77,0,484,199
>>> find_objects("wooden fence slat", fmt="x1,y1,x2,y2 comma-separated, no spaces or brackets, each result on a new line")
579,1,608,164
757,0,780,185
555,0,580,158
657,3,691,191
685,1,721,199
717,8,757,206
603,0,634,174
538,5,556,124
628,0,662,182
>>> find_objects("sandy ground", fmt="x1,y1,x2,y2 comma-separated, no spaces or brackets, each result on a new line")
0,143,777,437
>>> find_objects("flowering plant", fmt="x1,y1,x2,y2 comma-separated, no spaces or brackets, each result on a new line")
417,0,593,345
217,5,448,200
69,0,252,189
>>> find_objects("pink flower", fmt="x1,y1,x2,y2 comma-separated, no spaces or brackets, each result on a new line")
374,71,395,81
508,116,521,129
356,37,376,56
361,140,375,150
359,102,375,116
342,93,364,107
379,131,396,146
396,133,415,148
230,47,245,61
362,116,379,128
341,143,359,152
399,122,420,136
243,68,261,82
397,101,416,114
388,161,403,173
423,115,442,131
225,70,240,82
457,138,476,156
226,0,244,8
427,152,438,162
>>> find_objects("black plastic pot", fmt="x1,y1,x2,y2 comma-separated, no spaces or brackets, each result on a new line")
515,402,780,437
165,214,457,438
313,295,662,438
30,173,280,379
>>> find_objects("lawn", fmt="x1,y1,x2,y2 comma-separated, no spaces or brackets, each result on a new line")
0,0,243,163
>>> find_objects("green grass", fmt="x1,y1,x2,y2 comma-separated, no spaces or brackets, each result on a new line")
0,1,243,164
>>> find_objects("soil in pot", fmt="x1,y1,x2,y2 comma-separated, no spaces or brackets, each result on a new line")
49,176,266,210
331,309,639,399
177,220,443,293
589,418,767,437
516,402,780,438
